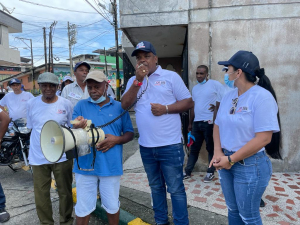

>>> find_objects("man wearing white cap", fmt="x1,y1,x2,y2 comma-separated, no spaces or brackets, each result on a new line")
0,78,34,123
72,71,134,225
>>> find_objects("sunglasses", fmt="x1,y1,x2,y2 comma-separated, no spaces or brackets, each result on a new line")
229,98,239,114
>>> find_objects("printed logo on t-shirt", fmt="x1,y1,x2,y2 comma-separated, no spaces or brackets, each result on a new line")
57,109,66,114
21,99,28,102
154,81,166,86
68,92,82,100
236,107,248,113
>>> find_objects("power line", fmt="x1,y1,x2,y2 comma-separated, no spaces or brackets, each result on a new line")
19,0,98,14
84,0,113,25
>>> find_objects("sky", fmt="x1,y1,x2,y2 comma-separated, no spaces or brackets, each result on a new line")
2,0,119,66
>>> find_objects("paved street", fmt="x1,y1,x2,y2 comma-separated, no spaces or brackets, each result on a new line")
1,137,299,224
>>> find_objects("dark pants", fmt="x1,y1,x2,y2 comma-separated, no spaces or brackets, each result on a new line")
0,182,6,209
185,121,215,175
32,160,74,225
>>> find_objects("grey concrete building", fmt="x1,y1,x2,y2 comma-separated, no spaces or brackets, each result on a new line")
119,0,300,172
0,10,22,66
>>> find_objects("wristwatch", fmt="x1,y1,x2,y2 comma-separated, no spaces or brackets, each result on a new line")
133,79,143,87
228,156,235,166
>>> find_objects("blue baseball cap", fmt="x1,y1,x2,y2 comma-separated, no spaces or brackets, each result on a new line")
218,51,259,76
131,41,157,57
9,78,21,86
74,61,91,72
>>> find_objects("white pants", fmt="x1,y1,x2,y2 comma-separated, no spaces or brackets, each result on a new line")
75,173,121,217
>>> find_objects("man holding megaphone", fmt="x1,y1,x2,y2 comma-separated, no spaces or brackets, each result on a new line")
26,72,74,225
71,71,134,225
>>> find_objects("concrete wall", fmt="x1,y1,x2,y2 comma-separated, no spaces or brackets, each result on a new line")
0,25,20,65
188,1,300,172
120,0,300,172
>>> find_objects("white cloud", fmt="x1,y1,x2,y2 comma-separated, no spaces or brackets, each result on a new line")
2,0,119,65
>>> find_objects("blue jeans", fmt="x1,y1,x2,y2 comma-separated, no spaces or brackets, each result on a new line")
185,121,215,175
219,149,272,225
0,182,6,209
140,143,189,225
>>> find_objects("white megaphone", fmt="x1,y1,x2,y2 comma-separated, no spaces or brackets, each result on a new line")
40,120,105,163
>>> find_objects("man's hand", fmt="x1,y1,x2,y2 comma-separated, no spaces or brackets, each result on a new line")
135,63,148,82
188,124,192,132
96,134,119,153
72,116,87,129
209,104,215,112
150,103,167,116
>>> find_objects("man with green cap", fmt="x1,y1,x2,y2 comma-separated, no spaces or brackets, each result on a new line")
26,72,74,225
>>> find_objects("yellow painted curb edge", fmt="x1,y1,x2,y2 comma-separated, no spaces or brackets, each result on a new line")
128,217,151,225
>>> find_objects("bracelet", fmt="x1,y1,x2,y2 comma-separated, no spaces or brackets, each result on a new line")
165,105,168,114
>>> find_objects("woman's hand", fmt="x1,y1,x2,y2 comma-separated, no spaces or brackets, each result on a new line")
209,151,225,169
213,155,232,170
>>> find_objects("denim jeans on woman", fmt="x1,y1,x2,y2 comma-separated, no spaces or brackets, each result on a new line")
140,143,189,225
218,149,272,225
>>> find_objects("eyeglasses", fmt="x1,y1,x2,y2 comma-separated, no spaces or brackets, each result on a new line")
229,98,239,114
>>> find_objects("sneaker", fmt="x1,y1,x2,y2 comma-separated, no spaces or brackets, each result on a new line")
204,173,215,183
0,208,10,223
183,174,191,180
260,199,265,207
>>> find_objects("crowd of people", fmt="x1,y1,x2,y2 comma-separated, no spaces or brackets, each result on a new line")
0,41,281,225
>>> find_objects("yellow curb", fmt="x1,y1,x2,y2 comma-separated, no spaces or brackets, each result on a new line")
22,165,30,171
51,179,57,190
72,187,77,203
128,218,151,225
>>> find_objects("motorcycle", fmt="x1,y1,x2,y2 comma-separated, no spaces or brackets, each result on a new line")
0,118,31,172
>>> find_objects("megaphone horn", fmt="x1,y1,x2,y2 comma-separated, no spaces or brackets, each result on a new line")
40,120,105,163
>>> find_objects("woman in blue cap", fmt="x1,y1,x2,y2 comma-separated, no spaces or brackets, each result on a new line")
209,51,281,225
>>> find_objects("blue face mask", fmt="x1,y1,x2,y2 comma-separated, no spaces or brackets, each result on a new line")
197,79,207,85
224,74,235,88
90,86,107,104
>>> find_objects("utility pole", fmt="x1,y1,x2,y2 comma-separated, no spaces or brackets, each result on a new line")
48,21,57,73
15,37,34,90
112,0,120,100
104,47,108,75
68,22,77,77
43,27,48,72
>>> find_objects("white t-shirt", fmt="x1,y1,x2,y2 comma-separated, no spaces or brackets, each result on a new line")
124,66,191,147
0,91,34,121
217,84,234,102
215,85,279,152
192,79,224,121
26,96,73,165
61,81,89,108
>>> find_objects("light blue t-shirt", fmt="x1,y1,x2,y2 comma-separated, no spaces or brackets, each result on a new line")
215,85,279,152
72,97,134,176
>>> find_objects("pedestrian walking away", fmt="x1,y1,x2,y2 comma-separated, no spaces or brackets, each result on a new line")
121,41,193,225
26,72,74,225
210,50,282,225
184,65,224,182
72,70,134,225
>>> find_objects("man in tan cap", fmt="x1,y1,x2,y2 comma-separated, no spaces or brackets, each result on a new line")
72,71,134,225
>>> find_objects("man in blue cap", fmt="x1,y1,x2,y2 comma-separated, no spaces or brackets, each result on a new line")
122,41,193,225
61,62,91,108
0,78,34,123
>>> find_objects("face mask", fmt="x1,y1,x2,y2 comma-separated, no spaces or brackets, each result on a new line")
90,86,107,104
197,79,207,85
224,74,237,88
